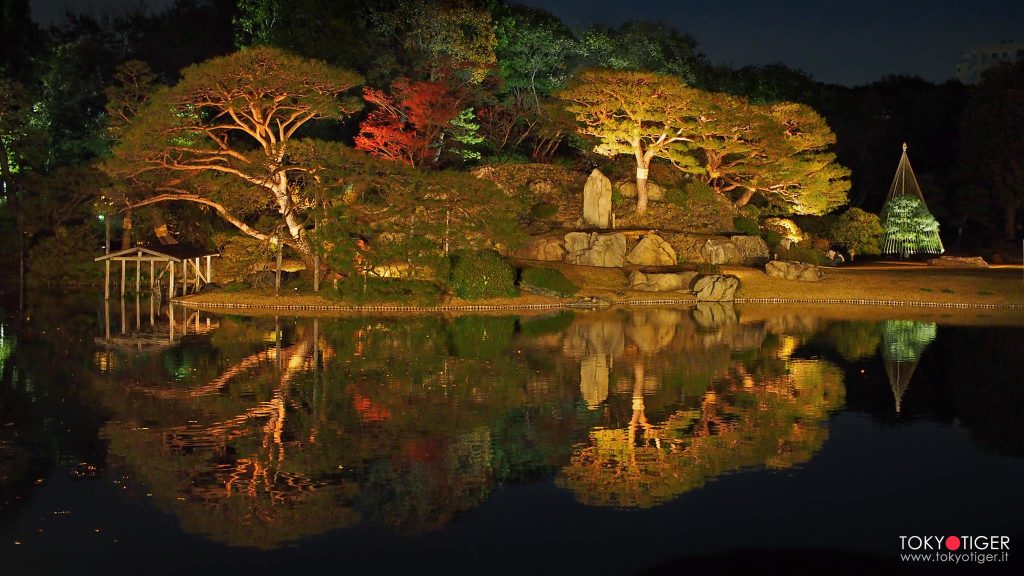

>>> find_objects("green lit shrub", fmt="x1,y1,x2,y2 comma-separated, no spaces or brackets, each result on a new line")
449,250,517,299
763,230,783,248
520,268,577,297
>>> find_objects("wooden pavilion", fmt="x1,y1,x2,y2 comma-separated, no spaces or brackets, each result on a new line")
95,244,219,300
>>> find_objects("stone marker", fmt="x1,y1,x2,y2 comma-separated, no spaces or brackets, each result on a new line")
582,169,613,228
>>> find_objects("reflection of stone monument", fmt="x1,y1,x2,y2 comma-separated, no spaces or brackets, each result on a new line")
580,355,610,409
881,320,938,413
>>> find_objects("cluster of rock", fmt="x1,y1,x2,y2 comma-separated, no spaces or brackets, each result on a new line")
515,231,768,267
765,260,825,282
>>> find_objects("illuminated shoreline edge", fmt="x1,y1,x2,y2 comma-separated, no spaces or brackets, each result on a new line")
170,296,1024,312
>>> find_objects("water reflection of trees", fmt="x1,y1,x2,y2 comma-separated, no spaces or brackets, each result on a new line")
88,306,1022,544
556,309,845,508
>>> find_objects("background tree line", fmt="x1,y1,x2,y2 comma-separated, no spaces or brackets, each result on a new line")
1,0,1020,286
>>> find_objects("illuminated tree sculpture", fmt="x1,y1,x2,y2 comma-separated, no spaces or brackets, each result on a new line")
880,144,944,257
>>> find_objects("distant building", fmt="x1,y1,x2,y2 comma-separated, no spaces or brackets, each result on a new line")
957,41,1024,84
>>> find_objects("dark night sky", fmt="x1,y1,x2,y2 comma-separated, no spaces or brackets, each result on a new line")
28,0,1024,86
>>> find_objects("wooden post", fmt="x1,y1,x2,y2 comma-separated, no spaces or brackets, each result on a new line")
149,290,154,325
206,255,212,284
149,260,154,293
120,259,126,297
195,257,201,291
104,298,110,340
275,233,283,296
135,291,140,330
104,214,110,300
120,296,126,335
168,261,175,299
182,258,188,295
135,252,141,293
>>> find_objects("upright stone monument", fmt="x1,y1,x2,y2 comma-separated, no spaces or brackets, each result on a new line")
582,169,612,228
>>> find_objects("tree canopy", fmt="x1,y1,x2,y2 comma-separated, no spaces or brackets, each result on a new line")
105,47,364,261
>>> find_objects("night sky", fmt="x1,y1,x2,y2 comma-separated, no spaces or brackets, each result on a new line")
28,0,1024,86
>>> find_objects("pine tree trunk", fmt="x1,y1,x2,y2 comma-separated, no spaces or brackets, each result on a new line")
635,163,650,215
121,209,133,250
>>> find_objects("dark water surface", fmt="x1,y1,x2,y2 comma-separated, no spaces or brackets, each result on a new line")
1,290,1022,574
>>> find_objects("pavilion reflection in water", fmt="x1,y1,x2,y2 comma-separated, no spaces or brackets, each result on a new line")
89,304,861,547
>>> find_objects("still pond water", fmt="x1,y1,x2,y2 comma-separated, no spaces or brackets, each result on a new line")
1,291,1022,574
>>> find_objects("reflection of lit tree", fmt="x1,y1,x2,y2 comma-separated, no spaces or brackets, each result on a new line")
557,358,845,508
881,320,937,413
822,321,883,361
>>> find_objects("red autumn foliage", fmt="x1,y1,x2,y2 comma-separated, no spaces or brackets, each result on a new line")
355,78,462,166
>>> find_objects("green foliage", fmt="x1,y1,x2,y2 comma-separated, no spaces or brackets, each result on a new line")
449,250,517,300
666,181,716,207
763,230,783,248
733,216,760,236
449,108,485,161
520,267,577,297
576,21,705,85
881,195,943,255
495,5,577,105
831,207,883,259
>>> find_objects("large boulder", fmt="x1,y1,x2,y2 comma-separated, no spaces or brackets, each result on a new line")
582,169,613,228
626,233,677,266
730,235,770,264
927,256,988,268
615,180,666,201
512,236,566,261
628,270,689,292
564,232,627,267
692,274,740,301
765,260,824,282
700,238,741,265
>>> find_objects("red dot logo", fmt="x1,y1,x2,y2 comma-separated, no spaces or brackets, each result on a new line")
945,536,961,551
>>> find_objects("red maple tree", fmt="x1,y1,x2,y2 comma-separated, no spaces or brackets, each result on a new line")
355,79,462,166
